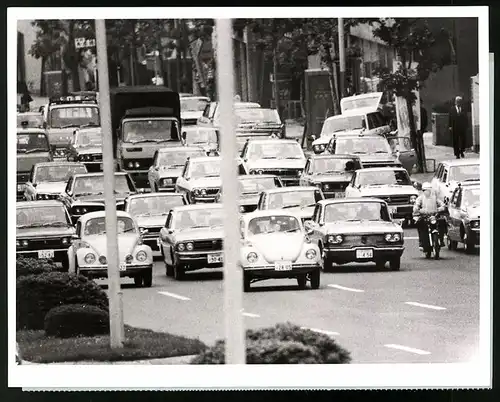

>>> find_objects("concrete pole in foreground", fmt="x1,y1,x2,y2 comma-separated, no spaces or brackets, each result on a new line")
215,18,246,364
338,18,346,99
95,19,125,348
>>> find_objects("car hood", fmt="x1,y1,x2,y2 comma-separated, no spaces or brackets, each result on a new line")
323,220,401,235
359,185,418,196
84,234,140,260
237,122,282,131
17,226,75,238
247,158,306,170
190,176,222,188
309,173,353,183
358,154,397,163
247,233,305,262
240,193,260,205
76,146,102,155
466,206,480,220
17,153,51,172
36,182,67,194
72,193,130,204
281,206,315,219
134,215,165,228
182,111,203,120
174,227,224,242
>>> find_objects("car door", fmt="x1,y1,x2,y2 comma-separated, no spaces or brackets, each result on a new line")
446,187,461,241
391,137,417,174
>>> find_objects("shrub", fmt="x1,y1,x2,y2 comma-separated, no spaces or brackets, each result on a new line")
44,304,110,338
16,257,56,279
17,272,109,330
191,323,351,364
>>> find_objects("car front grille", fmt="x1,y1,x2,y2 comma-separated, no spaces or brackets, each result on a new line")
18,237,70,250
192,239,223,251
258,169,300,177
375,195,410,205
143,226,162,234
327,234,388,248
79,154,102,162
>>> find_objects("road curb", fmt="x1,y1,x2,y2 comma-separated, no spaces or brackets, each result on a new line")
21,354,198,365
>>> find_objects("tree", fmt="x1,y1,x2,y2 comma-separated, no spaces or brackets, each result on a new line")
371,18,452,172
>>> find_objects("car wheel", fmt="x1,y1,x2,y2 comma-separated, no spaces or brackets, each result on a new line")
319,244,332,272
461,227,475,254
243,273,251,292
173,263,185,280
309,268,320,289
143,268,153,287
134,275,143,287
447,237,458,251
297,274,307,290
61,256,70,272
389,257,401,271
375,260,386,270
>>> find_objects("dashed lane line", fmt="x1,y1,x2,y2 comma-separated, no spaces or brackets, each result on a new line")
328,284,365,293
242,312,261,318
158,291,191,301
405,301,447,311
384,344,431,355
300,327,340,336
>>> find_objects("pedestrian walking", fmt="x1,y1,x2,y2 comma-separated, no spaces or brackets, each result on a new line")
448,96,468,159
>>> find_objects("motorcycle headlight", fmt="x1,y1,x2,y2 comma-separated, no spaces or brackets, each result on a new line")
186,242,194,251
84,253,96,264
177,243,185,251
99,255,107,265
430,217,437,225
306,249,317,259
247,252,258,263
410,195,417,204
136,250,148,262
328,234,343,244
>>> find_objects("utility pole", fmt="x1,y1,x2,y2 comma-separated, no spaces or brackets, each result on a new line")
338,18,346,99
174,19,182,92
215,18,245,365
95,19,124,348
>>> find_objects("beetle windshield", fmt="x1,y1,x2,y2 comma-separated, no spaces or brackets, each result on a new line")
17,205,70,228
236,109,280,124
185,128,218,145
35,164,87,183
239,177,279,194
336,137,391,155
181,97,210,112
128,195,185,217
247,142,304,160
324,202,390,222
247,215,301,236
312,158,361,173
189,159,221,179
175,207,225,230
83,216,136,236
321,115,364,135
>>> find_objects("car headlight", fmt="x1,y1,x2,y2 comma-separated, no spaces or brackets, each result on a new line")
306,249,317,259
327,235,343,244
257,169,264,175
99,255,107,264
61,237,70,245
162,178,172,186
186,242,194,251
84,253,96,264
385,233,402,242
193,189,201,196
410,195,417,204
134,162,140,168
177,243,185,251
470,220,480,229
136,250,148,262
17,240,28,248
239,206,245,213
127,162,133,168
247,252,258,263
249,169,255,174
200,189,207,195
323,184,330,190
22,240,29,247
297,170,303,175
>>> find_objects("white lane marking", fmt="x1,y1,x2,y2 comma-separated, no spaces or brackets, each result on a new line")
328,284,365,293
384,344,431,355
301,327,340,336
405,301,447,311
158,291,191,301
242,312,260,318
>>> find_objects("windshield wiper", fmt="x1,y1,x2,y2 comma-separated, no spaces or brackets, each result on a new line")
321,170,343,174
18,222,69,229
169,164,185,168
259,156,277,159
135,212,152,217
59,124,81,129
282,204,301,209
80,123,100,128
128,139,167,144
301,203,317,208
345,219,362,222
203,174,220,178
189,225,210,229
353,151,367,154
282,156,302,160
25,148,50,154
373,151,389,154
75,191,104,197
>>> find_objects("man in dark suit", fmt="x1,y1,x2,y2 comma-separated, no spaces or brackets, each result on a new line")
448,96,468,159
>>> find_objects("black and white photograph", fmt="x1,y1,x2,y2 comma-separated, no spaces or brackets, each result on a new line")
9,6,491,390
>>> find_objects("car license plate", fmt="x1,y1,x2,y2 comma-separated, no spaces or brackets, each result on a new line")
99,163,103,170
17,184,25,192
275,261,292,271
208,253,223,264
38,250,54,259
356,249,373,259
119,263,126,271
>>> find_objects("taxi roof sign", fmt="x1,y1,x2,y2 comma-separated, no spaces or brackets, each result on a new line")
49,94,98,105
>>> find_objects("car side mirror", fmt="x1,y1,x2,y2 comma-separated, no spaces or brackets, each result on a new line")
425,159,436,173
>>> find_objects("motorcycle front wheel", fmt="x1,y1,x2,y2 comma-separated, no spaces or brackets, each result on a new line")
432,232,440,260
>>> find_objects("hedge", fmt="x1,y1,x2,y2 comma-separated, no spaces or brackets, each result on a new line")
44,304,110,338
16,257,56,279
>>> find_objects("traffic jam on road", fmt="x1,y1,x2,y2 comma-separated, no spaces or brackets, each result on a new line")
16,88,481,362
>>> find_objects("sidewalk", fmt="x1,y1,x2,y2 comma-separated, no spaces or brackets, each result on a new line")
21,354,197,365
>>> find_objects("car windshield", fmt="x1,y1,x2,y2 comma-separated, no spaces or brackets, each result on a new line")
336,137,391,155
17,206,70,228
247,215,301,236
49,106,100,128
73,175,132,196
175,208,225,230
17,114,43,128
248,142,303,160
181,97,210,112
35,165,87,183
462,187,480,208
123,119,179,143
185,128,218,145
268,190,321,209
128,195,185,216
324,202,390,222
158,150,205,167
84,216,136,236
357,170,412,186
17,133,50,153
236,109,280,124
449,164,480,183
190,160,221,178
312,158,360,174
76,130,102,147
321,115,365,135
239,177,278,194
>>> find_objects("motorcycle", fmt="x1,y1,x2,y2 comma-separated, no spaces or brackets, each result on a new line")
414,212,447,260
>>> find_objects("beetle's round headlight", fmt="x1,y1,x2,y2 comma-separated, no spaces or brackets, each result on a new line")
84,253,96,264
136,250,147,262
99,255,107,264
306,249,317,259
177,243,185,251
410,195,417,204
186,242,194,251
247,252,258,263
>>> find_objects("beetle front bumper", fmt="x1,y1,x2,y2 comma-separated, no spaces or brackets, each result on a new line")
243,263,320,278
324,246,404,264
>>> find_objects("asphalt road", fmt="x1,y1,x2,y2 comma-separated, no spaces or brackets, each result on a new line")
98,226,480,364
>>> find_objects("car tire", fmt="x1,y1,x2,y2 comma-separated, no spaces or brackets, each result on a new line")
173,263,185,280
375,260,386,270
319,244,333,272
243,273,251,292
461,227,475,254
389,257,401,271
309,268,320,289
134,275,143,287
61,256,70,272
297,274,307,290
143,268,153,287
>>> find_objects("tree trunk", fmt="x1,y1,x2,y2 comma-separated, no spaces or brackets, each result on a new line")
259,50,265,104
272,44,280,116
327,67,340,116
406,96,425,173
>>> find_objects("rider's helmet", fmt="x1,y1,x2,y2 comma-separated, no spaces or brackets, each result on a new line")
421,182,432,191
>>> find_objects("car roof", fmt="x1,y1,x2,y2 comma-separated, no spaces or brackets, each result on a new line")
158,146,205,153
307,153,361,160
318,197,387,207
246,138,301,145
171,204,223,213
50,102,98,109
263,186,318,194
242,209,302,222
441,158,481,167
126,192,184,200
80,210,132,222
17,200,65,209
334,134,382,140
72,172,128,179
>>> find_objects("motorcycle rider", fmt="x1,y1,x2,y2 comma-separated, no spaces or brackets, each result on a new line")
413,182,447,249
